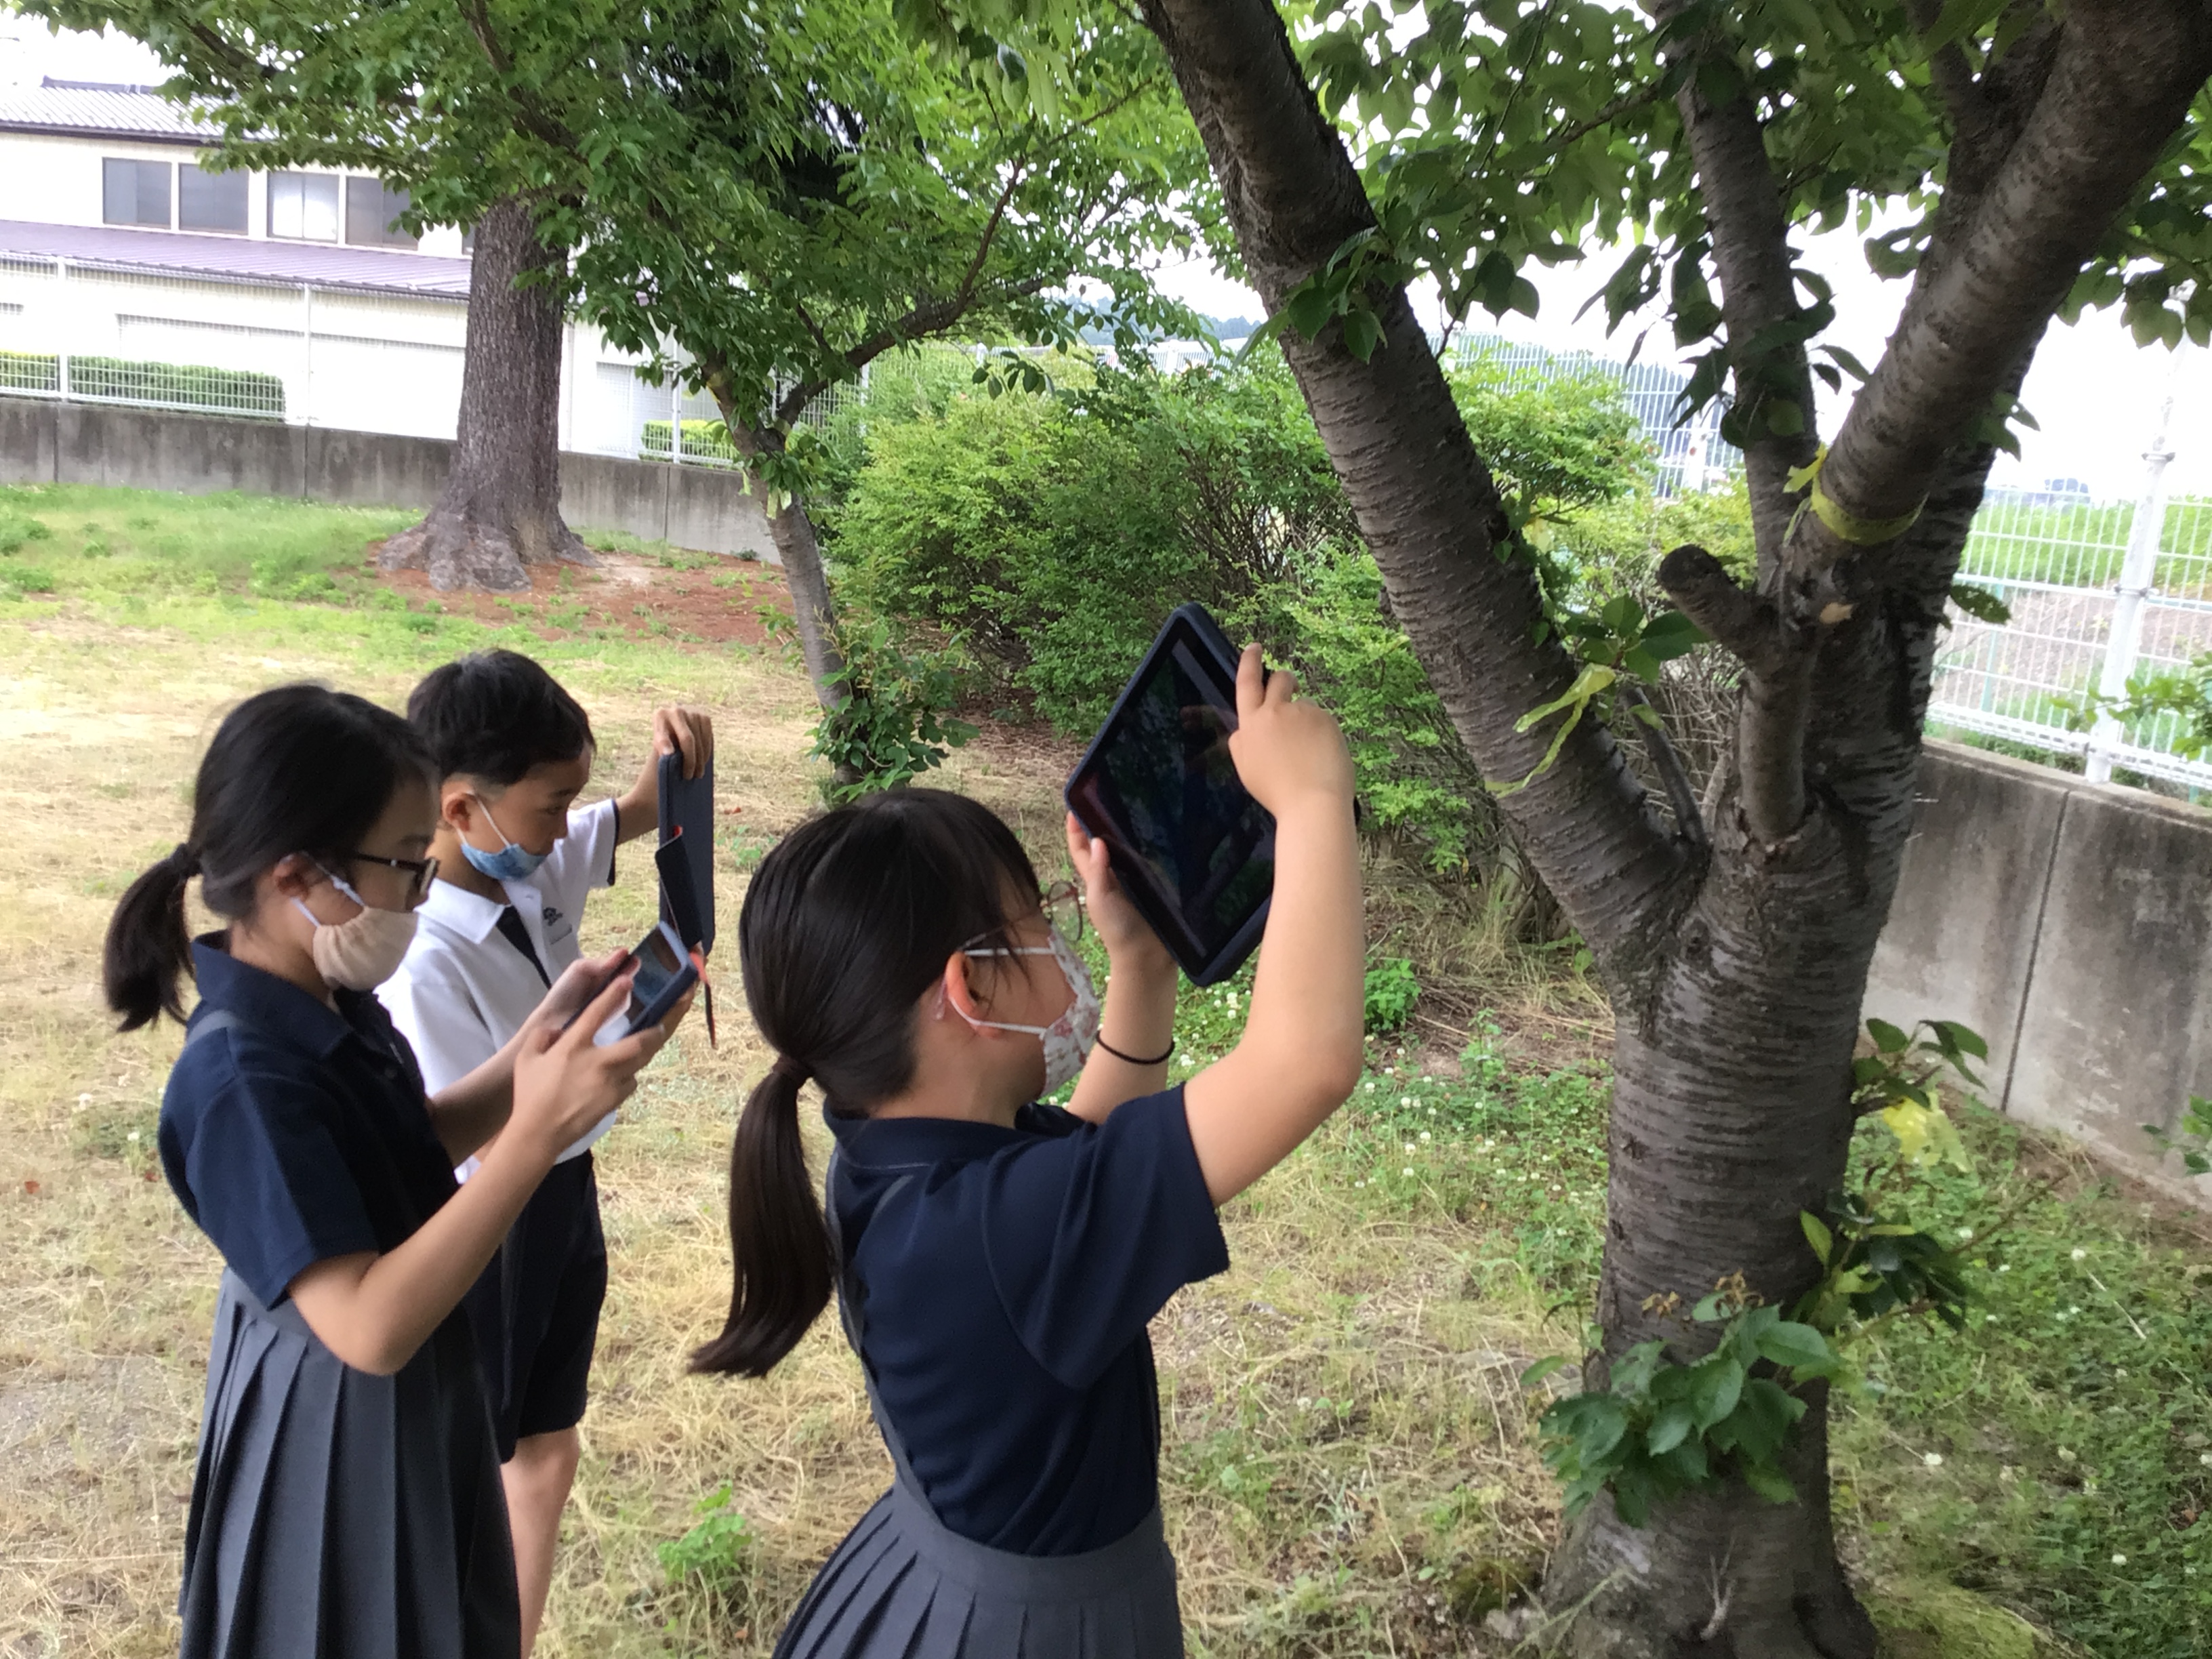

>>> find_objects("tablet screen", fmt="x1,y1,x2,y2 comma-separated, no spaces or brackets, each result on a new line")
1068,621,1275,968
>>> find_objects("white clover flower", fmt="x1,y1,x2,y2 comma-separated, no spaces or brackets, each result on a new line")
1923,1452,1944,1468
1998,1264,2011,1273
2058,1447,2077,1462
1419,1132,1431,1143
1404,1142,1416,1154
1401,1095,1414,1107
2115,1368,2128,1379
2069,1305,2083,1315
127,1130,140,1142
2200,1452,2211,1468
2072,1248,2088,1262
2112,1554,2128,1566
1956,1227,1974,1240
1986,1314,1999,1324
1402,1166,1414,1176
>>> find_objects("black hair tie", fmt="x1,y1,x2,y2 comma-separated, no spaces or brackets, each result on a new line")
167,842,202,878
771,1053,812,1085
1096,1035,1175,1067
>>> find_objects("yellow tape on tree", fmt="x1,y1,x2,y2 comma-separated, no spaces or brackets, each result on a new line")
1785,445,1925,547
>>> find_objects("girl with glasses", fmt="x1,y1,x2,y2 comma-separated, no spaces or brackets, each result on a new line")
102,682,680,1659
697,647,1364,1657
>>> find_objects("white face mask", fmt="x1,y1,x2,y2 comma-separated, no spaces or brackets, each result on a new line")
950,930,1101,1095
290,866,418,991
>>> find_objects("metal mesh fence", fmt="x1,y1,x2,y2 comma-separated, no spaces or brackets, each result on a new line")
1450,331,1743,497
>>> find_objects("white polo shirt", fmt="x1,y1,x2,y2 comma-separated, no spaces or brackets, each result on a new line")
380,797,622,1169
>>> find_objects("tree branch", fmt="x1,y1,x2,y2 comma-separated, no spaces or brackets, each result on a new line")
1650,0,1820,575
1658,546,1790,676
1619,681,1708,852
1538,79,1664,159
1905,0,1989,135
1139,0,1688,970
1795,0,2212,577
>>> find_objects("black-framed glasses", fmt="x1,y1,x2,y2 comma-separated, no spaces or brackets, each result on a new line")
1042,880,1084,947
346,851,440,903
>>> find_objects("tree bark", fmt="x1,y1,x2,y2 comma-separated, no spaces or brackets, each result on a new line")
716,415,849,716
1136,0,2211,1653
380,196,591,592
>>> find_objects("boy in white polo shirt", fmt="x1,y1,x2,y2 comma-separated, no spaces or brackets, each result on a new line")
379,649,710,1658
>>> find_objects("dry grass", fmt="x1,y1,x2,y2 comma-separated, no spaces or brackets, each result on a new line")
0,593,1574,1659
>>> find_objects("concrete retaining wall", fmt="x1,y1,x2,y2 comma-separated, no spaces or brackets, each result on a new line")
0,398,777,562
1864,741,2212,1205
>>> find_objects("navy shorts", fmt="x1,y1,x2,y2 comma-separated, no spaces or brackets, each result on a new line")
463,1151,608,1462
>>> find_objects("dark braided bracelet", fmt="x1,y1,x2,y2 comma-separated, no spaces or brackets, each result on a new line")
1096,1034,1176,1067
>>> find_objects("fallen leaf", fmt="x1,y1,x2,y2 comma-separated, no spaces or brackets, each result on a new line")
22,1179,41,1195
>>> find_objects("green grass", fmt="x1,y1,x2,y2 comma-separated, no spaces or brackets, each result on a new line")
5,484,2210,1656
0,481,417,607
1832,1109,2212,1659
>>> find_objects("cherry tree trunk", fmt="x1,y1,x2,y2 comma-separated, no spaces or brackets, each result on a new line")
1126,0,2212,1650
380,196,591,592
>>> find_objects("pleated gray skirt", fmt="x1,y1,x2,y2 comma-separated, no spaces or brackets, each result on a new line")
774,1477,1182,1658
178,1269,518,1659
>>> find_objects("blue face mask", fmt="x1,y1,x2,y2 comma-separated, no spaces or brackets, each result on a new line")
459,793,549,884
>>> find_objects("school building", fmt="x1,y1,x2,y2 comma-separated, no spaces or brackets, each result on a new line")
0,78,722,456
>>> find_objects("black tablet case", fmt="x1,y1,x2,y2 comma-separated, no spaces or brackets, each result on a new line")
657,752,716,955
1064,603,1275,986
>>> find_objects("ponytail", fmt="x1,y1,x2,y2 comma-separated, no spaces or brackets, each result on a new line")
100,684,434,1033
695,788,1043,1380
689,1058,834,1376
104,843,200,1031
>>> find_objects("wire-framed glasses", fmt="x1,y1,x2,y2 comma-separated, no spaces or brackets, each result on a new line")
346,851,441,903
1041,880,1085,946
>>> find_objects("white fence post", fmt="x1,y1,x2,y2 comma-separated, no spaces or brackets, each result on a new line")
54,256,69,401
2084,382,2181,783
299,283,316,428
670,371,684,466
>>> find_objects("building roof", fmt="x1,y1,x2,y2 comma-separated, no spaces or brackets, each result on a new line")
0,78,220,145
0,219,471,300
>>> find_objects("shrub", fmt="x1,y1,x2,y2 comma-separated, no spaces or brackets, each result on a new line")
641,417,739,464
1363,956,1420,1033
806,613,977,800
0,350,285,417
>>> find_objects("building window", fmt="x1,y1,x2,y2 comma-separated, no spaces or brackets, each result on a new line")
268,171,340,242
345,177,416,250
102,159,171,228
177,164,249,234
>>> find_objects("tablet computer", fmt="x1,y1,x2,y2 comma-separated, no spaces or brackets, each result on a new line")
1064,603,1275,987
657,750,716,954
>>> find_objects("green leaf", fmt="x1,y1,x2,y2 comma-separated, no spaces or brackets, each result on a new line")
1520,1355,1570,1389
1647,1402,1697,1456
1866,1017,1910,1054
1949,583,2013,625
1340,306,1382,362
1687,1355,1745,1430
1743,1461,1799,1504
1753,1321,1835,1374
1800,1210,1834,1267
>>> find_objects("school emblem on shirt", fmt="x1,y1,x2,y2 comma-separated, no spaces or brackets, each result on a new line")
544,905,576,948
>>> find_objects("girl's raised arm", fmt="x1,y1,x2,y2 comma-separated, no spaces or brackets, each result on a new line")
1182,648,1366,1204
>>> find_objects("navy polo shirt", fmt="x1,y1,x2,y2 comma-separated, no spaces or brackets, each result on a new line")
828,1086,1229,1556
159,937,459,1309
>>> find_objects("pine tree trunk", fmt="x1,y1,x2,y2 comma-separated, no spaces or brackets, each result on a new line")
380,196,591,592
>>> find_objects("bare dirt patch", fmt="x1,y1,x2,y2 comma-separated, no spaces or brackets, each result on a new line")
367,544,794,647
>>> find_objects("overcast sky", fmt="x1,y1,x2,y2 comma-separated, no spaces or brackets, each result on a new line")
11,20,2205,502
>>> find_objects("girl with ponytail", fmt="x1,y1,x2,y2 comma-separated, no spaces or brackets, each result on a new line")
700,647,1366,1658
106,683,681,1659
